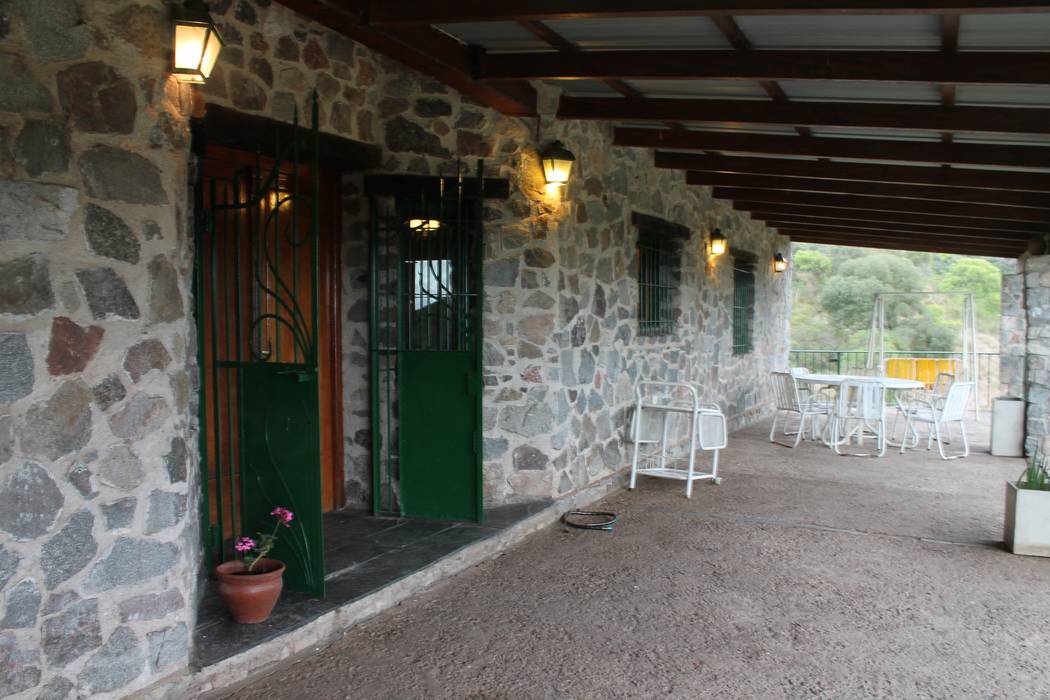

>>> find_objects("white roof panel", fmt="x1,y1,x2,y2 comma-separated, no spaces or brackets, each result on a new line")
544,17,731,50
434,22,550,52
551,80,622,97
625,79,770,100
809,126,941,141
779,81,942,104
958,13,1050,50
736,15,942,50
955,85,1050,108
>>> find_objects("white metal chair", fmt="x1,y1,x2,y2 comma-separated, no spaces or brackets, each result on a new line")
898,381,973,460
629,382,726,498
829,380,887,457
893,371,956,447
769,371,830,448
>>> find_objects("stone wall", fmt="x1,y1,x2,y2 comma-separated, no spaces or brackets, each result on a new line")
0,1,200,697
0,0,789,695
1022,255,1050,453
1000,261,1026,400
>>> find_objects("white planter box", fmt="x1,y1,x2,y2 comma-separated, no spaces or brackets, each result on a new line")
1004,481,1050,557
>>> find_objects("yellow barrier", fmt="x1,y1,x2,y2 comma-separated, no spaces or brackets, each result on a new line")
885,358,959,388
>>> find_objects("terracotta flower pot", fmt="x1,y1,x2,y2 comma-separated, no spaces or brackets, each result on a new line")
215,558,285,624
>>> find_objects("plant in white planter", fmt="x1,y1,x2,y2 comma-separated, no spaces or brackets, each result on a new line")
1005,437,1050,557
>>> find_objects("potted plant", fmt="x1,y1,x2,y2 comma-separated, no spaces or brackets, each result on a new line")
215,506,294,623
1005,437,1050,557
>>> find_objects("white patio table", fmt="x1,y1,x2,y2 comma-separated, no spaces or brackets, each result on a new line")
795,374,925,448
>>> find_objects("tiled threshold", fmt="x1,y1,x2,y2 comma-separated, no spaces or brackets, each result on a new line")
193,500,554,669
139,471,626,699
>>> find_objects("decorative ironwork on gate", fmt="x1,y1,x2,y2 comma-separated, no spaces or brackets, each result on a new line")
369,162,485,519
195,95,326,595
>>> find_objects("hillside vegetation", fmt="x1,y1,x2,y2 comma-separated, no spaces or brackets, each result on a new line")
790,244,1006,352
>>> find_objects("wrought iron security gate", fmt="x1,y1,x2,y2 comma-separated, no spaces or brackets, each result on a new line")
369,164,484,521
195,104,326,596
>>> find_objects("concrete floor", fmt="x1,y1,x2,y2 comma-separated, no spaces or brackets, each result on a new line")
228,418,1050,699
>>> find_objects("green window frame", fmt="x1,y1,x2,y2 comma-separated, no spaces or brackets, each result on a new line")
638,234,676,337
732,259,756,355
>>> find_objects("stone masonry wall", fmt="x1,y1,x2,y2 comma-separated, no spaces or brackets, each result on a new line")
1000,261,1026,400
190,0,792,508
0,0,789,696
0,1,200,697
1022,255,1050,454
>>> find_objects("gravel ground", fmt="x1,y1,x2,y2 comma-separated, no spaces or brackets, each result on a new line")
228,419,1050,699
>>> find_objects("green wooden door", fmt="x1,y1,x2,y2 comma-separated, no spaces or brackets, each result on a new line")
240,365,325,595
400,352,479,520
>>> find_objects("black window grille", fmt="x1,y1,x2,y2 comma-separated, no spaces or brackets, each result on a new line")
638,235,676,336
732,260,756,355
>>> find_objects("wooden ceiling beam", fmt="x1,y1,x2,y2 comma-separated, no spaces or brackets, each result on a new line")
783,230,1022,256
365,2,1050,25
482,50,1050,85
616,128,1050,169
711,188,1050,222
754,217,1033,241
732,202,1050,234
686,171,1050,207
561,96,1050,136
273,0,535,115
655,152,1050,192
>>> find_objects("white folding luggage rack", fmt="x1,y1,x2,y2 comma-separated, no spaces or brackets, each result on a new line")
629,382,727,498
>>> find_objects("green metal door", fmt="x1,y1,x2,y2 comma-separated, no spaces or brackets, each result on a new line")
196,102,326,596
370,165,484,522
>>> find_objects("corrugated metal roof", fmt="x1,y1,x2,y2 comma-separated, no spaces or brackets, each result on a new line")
778,81,942,105
544,17,731,50
955,85,1050,108
623,79,770,100
734,15,942,50
958,13,1050,50
434,22,550,51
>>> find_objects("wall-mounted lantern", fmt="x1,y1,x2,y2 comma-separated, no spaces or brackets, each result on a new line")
773,252,788,273
540,141,575,186
709,228,727,257
173,0,225,84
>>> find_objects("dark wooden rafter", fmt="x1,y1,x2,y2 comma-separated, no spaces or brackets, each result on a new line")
616,128,1050,168
686,171,1050,207
653,152,1050,192
273,0,535,115
707,17,812,138
365,2,1050,25
732,202,1050,234
940,14,962,146
562,97,1050,135
712,188,1050,222
481,49,1050,85
753,217,1033,241
783,230,1024,256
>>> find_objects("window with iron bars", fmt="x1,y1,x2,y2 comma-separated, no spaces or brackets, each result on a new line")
637,235,676,337
732,259,756,355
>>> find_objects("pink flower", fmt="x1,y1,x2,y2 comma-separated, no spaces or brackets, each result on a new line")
234,536,256,553
270,506,294,527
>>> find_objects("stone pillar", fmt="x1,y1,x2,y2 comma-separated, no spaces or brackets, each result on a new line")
1023,255,1050,454
999,261,1026,399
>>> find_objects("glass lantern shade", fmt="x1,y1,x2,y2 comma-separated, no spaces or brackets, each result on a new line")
710,229,727,256
773,253,788,273
540,141,575,185
173,3,224,84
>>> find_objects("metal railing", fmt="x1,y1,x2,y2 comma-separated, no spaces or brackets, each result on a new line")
788,350,1001,408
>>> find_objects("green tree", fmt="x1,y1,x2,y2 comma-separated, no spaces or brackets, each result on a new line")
939,258,1002,324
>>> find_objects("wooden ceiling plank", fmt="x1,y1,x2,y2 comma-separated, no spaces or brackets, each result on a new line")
711,187,1050,222
732,202,1050,234
483,50,1050,85
655,151,1050,191
754,217,1033,241
616,128,1050,168
562,97,1050,135
685,171,1050,207
783,231,1022,256
366,2,1050,25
